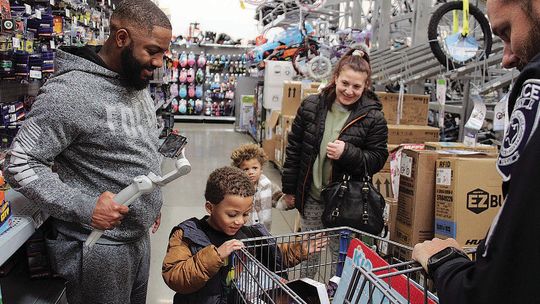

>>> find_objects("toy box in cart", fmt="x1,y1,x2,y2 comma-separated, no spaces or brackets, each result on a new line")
230,227,438,304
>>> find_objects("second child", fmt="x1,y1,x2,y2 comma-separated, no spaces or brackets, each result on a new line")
231,143,294,231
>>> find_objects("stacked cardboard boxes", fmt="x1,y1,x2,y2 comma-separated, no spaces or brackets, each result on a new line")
376,92,430,126
392,150,441,250
434,157,503,248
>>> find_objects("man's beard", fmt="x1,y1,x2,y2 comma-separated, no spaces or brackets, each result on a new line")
120,45,154,90
518,14,540,71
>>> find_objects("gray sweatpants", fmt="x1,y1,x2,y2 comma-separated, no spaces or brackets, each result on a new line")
300,194,340,280
46,231,150,304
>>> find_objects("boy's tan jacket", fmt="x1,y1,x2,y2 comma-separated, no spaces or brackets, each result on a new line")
162,229,308,294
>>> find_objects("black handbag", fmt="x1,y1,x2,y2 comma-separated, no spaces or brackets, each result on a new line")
320,160,385,235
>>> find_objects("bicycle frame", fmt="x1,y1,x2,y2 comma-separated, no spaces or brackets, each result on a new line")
453,0,469,36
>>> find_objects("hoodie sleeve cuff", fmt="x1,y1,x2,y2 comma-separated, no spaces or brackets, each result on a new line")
74,194,98,225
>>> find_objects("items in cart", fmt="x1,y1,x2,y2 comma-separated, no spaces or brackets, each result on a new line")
231,227,438,304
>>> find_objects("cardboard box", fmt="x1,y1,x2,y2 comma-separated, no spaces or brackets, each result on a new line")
282,81,303,116
392,150,441,247
0,198,12,235
381,144,400,172
279,116,294,167
424,142,498,154
434,157,502,247
376,92,429,125
379,198,399,256
262,139,276,162
302,88,319,99
387,125,440,144
265,110,281,140
373,172,393,200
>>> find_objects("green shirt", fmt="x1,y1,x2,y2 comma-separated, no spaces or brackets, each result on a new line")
310,102,351,200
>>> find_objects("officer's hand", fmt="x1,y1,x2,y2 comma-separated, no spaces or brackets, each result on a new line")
412,238,462,270
91,191,129,230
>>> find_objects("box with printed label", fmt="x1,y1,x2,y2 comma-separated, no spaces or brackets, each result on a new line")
434,157,502,247
424,142,498,154
0,196,12,235
392,150,440,247
376,92,429,125
282,81,303,116
387,125,440,144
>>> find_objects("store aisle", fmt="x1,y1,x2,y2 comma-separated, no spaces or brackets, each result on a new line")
146,123,298,304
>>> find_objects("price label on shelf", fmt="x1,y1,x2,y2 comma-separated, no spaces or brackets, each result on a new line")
30,70,42,79
12,37,20,50
50,0,55,5
35,9,42,19
24,4,32,15
65,9,71,17
50,40,55,49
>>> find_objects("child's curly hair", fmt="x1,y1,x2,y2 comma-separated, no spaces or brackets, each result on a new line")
205,167,255,205
230,143,268,168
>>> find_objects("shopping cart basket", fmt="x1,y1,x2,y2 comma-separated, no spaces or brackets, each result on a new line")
230,226,439,304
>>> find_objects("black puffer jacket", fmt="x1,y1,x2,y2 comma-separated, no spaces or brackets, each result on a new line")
281,90,388,214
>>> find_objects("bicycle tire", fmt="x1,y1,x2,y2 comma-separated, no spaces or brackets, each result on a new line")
427,1,492,70
292,45,319,76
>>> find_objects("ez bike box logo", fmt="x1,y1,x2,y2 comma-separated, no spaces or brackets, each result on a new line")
467,188,503,214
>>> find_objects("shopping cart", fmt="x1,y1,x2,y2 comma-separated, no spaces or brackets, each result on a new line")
229,227,439,304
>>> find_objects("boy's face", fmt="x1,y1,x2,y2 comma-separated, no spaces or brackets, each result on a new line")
239,158,262,185
206,194,253,236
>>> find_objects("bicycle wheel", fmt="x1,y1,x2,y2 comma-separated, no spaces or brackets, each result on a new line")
427,1,492,70
307,55,332,80
292,45,319,76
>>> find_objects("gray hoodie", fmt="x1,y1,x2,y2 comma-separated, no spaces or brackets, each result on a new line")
3,48,163,243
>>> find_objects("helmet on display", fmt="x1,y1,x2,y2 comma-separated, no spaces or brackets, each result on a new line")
179,51,188,68
187,51,196,67
197,52,207,67
179,68,187,83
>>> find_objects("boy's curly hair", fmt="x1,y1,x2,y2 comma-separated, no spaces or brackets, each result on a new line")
230,143,268,168
205,167,255,205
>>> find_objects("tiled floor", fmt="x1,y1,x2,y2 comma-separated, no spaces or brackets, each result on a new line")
146,123,297,304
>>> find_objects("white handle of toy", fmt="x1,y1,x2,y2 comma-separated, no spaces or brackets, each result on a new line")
84,177,151,248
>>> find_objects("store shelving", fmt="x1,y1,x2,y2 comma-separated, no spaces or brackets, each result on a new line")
174,115,235,122
0,191,46,266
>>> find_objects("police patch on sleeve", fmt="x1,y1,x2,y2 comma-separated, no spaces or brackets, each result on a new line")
498,79,540,181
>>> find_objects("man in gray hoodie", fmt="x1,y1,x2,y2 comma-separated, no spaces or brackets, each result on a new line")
3,1,172,303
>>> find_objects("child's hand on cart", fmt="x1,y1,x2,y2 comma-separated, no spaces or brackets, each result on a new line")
301,233,329,255
217,239,245,261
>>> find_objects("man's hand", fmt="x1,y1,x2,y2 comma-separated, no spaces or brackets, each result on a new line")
412,238,463,270
283,194,296,209
151,212,161,234
91,191,129,230
216,239,244,261
327,140,346,160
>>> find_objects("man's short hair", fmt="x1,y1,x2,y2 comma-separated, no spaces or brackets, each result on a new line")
205,167,255,205
111,0,171,33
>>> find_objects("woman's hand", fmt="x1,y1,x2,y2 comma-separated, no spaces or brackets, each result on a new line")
327,140,346,160
302,233,328,254
283,194,296,209
216,239,244,261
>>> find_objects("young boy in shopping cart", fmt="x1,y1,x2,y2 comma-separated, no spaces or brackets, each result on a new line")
162,166,327,304
230,143,295,231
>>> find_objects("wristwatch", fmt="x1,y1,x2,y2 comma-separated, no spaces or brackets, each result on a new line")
427,246,470,278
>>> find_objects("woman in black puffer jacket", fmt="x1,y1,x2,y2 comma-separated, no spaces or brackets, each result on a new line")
280,47,388,275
